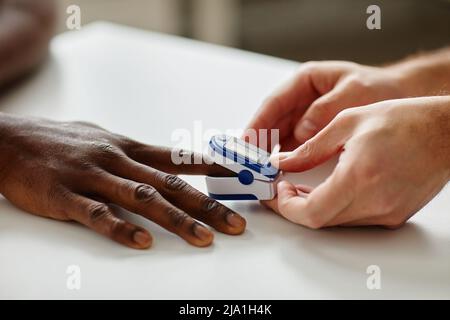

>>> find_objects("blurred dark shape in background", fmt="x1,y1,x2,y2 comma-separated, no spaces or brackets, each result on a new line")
239,0,450,64
57,0,450,64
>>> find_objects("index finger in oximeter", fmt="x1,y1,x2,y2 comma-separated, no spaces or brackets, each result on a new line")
205,134,281,200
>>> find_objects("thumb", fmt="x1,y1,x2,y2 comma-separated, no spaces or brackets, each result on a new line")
270,112,355,172
293,84,354,143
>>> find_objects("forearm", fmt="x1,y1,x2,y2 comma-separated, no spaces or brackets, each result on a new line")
441,97,450,176
389,47,450,97
0,0,56,88
429,96,450,179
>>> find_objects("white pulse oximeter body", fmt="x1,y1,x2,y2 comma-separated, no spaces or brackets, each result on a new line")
205,134,281,200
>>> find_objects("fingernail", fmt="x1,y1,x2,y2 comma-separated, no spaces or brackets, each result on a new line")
226,213,245,228
295,119,317,141
133,230,151,246
194,224,212,242
269,152,292,168
271,152,292,161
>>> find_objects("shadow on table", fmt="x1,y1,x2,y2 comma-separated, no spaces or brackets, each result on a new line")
0,196,220,258
239,197,450,298
229,158,450,298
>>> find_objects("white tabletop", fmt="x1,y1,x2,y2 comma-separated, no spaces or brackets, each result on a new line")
0,22,449,299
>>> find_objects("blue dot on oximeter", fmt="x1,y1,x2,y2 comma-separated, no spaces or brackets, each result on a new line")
238,169,254,185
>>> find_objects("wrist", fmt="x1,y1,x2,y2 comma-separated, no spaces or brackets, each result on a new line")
393,65,440,98
387,50,450,98
444,99,450,181
430,96,450,181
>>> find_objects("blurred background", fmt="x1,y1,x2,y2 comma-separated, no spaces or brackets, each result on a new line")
56,0,450,64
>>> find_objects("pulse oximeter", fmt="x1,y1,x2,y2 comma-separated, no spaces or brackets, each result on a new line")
205,134,281,200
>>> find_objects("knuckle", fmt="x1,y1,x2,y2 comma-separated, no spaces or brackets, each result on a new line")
301,61,320,73
94,142,115,153
310,100,332,116
202,197,220,212
107,216,126,238
78,159,98,171
91,142,121,160
162,174,187,192
335,108,355,122
167,208,190,229
297,140,315,159
200,197,226,219
87,203,111,225
133,184,159,203
334,108,358,127
345,75,366,90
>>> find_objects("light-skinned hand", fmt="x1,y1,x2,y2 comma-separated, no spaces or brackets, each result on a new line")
265,96,450,229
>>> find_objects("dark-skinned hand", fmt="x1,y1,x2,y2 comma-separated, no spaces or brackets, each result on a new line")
0,113,245,249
